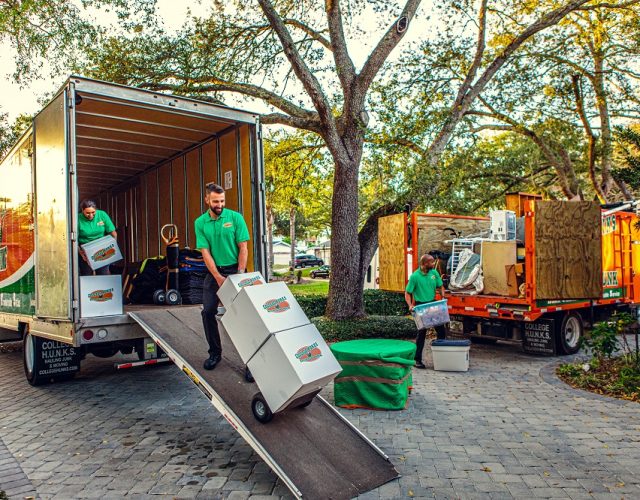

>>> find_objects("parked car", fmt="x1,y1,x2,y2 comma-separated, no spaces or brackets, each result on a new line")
293,254,324,268
310,265,331,279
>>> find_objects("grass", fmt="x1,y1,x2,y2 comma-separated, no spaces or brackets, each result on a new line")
289,281,329,295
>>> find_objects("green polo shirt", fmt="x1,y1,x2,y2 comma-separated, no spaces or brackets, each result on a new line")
406,268,443,303
194,208,250,266
78,210,115,245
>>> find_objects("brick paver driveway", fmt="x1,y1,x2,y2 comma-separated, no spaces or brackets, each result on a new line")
0,340,638,499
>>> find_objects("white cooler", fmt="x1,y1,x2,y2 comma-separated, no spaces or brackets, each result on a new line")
81,235,123,270
80,275,123,318
247,323,342,413
220,281,309,363
430,339,471,372
217,271,265,308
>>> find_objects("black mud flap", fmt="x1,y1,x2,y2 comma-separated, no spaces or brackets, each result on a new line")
34,338,82,379
522,318,556,356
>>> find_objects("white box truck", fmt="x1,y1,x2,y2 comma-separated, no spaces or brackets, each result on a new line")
0,76,267,385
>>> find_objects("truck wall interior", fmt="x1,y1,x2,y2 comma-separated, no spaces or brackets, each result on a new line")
415,214,488,260
73,89,260,270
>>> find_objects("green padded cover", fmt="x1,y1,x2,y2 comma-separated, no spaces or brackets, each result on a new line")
330,339,416,410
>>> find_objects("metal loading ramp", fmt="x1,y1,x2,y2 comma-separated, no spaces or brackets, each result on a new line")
129,306,399,499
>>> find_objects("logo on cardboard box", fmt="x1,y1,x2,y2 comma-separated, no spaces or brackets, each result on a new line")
262,296,290,313
295,342,322,362
88,288,114,302
91,244,116,262
238,276,263,288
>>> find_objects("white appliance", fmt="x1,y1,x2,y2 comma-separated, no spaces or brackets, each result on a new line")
489,210,516,241
80,235,123,270
80,275,123,318
217,271,266,308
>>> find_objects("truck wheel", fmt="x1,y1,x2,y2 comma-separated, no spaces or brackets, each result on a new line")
556,312,583,355
23,332,46,386
251,393,273,423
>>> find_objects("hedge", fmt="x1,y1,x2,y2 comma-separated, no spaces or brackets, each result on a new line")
311,315,415,343
292,289,408,318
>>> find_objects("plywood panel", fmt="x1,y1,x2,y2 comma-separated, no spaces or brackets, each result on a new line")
416,215,488,256
378,213,407,292
240,125,255,271
535,201,601,299
506,192,543,217
202,140,218,186
220,131,239,211
171,158,187,245
157,162,172,234
144,170,160,256
186,149,202,249
481,241,517,296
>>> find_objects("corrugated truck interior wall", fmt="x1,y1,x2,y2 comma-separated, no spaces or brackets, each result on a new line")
97,124,255,269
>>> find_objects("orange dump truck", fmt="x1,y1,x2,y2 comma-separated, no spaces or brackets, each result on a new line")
378,194,640,355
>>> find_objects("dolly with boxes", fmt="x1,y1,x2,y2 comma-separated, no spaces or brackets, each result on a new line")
217,272,342,423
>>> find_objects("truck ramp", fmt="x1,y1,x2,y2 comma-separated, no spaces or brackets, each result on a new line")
129,306,399,499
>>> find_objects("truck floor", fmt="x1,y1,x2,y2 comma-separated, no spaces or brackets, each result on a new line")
129,306,399,499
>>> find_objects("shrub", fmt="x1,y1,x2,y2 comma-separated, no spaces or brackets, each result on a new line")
364,289,408,316
311,315,415,343
292,289,408,318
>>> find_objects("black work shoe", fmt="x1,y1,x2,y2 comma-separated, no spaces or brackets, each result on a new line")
414,361,426,369
203,354,221,370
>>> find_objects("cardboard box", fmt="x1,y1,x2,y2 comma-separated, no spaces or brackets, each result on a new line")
81,235,123,270
505,265,518,297
80,275,123,318
247,323,342,413
482,241,517,295
220,282,309,363
217,272,266,308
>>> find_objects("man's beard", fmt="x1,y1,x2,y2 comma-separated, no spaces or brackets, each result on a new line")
211,206,223,215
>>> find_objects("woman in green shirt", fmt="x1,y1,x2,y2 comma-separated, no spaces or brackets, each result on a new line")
78,199,117,276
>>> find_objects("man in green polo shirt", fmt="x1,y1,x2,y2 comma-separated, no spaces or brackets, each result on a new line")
195,182,250,370
405,254,447,369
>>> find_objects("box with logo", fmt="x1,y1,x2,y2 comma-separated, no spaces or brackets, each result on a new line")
220,281,309,363
80,235,123,271
217,271,266,308
412,299,450,329
247,323,342,413
80,275,123,318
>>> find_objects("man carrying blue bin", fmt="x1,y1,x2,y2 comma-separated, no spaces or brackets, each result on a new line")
405,254,448,369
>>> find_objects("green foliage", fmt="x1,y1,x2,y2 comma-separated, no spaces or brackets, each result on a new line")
312,315,415,343
289,281,329,296
294,294,327,318
581,312,636,362
0,114,31,160
363,290,409,316
613,126,640,191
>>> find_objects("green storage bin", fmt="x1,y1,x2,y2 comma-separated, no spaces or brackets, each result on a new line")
330,339,416,410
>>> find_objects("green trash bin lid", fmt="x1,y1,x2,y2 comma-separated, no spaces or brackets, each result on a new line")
330,339,415,365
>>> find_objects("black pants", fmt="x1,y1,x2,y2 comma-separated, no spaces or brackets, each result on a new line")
414,300,447,363
202,264,238,357
79,255,110,276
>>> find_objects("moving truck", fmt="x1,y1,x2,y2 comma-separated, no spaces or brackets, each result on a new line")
378,193,640,355
0,76,267,384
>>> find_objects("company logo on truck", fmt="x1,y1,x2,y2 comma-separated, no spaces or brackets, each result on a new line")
295,342,322,362
263,296,290,313
238,276,264,288
602,215,617,235
603,270,619,287
91,244,116,262
88,288,114,302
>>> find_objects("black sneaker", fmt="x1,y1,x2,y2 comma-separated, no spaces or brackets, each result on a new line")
203,354,221,370
414,361,426,369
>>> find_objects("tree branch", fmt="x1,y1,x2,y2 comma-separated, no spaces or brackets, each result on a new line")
324,0,356,93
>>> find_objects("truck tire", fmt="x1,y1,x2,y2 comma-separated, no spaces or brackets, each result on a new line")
556,312,583,355
23,332,46,386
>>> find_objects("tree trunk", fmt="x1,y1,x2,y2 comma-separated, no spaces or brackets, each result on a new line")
266,205,274,280
325,155,364,320
289,206,296,281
